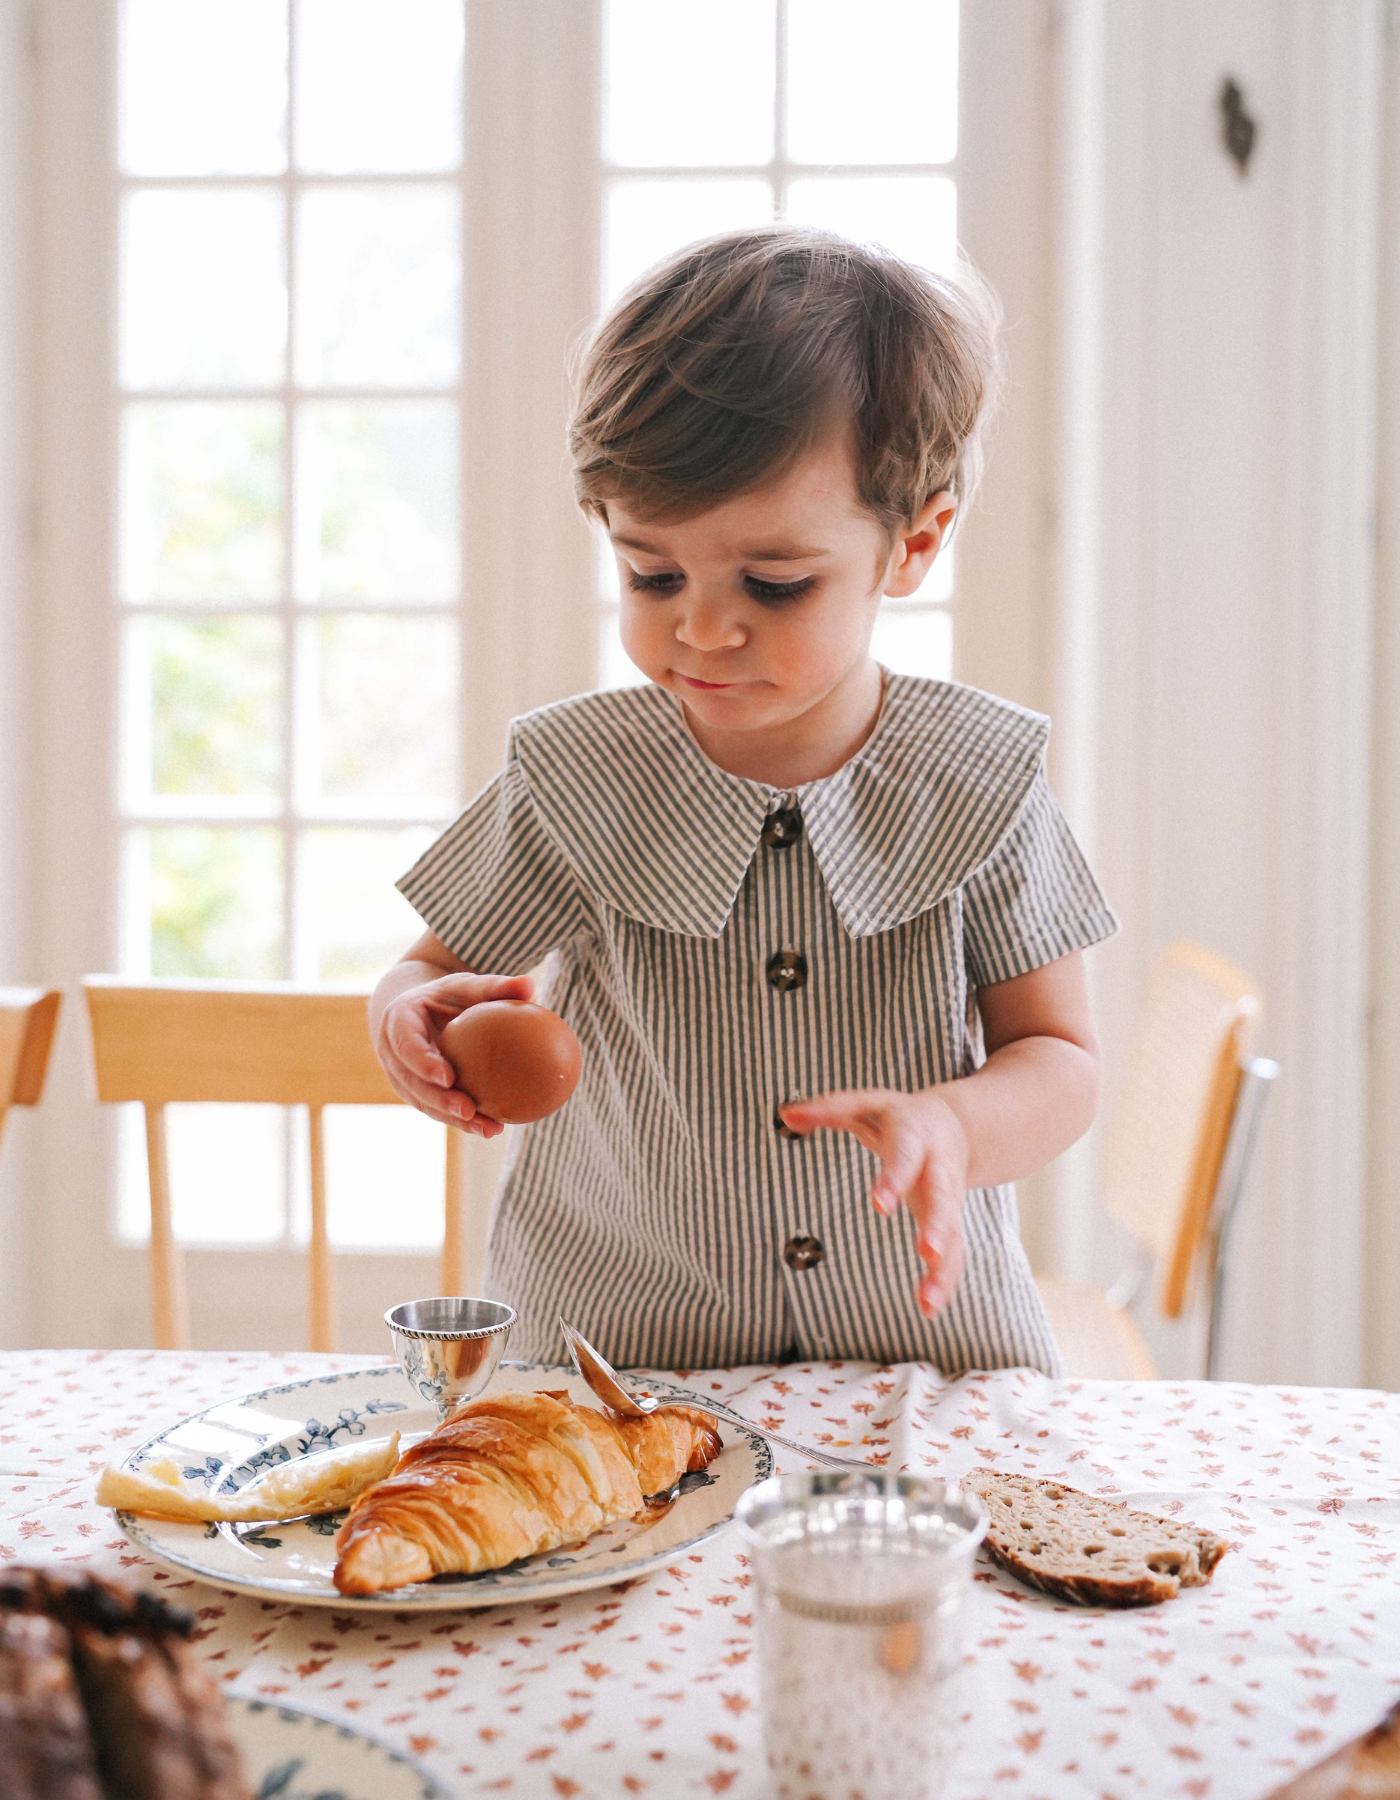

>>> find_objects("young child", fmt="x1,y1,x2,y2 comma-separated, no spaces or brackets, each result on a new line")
370,227,1117,1377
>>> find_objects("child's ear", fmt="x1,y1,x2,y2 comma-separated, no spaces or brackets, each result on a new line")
884,490,956,598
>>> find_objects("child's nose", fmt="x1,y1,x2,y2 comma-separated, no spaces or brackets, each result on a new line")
675,597,745,652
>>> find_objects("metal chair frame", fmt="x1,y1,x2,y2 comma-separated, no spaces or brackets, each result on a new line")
1204,1055,1279,1380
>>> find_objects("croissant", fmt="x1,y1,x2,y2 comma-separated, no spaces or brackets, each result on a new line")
333,1389,722,1595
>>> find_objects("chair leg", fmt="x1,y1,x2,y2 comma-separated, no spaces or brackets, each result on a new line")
441,1126,466,1296
144,1103,190,1351
307,1103,336,1352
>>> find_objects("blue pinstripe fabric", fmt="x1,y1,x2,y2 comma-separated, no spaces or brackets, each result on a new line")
397,674,1117,1373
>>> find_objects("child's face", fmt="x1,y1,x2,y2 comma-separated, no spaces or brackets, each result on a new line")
609,436,952,761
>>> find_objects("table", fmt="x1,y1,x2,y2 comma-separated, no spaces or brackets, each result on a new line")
2,1350,1398,1799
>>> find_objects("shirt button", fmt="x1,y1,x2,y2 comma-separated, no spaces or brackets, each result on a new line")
784,1234,825,1272
766,950,808,992
761,806,802,849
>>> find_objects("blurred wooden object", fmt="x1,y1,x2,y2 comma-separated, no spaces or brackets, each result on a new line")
1265,1699,1400,1799
83,978,470,1352
1036,943,1278,1379
0,987,63,1153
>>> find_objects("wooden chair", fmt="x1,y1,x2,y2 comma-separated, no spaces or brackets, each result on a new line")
1035,942,1279,1379
0,987,63,1154
83,978,472,1353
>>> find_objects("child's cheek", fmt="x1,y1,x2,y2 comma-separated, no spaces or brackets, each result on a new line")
617,604,659,676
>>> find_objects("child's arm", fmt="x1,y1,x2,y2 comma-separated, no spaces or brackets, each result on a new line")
778,950,1100,1319
370,929,535,1137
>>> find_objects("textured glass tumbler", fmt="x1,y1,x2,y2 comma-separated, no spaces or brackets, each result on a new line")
736,1471,987,1800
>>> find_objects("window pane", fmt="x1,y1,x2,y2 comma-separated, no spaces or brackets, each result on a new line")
786,176,957,276
309,613,457,808
135,826,285,977
786,0,958,166
121,189,286,391
604,178,773,301
296,186,461,388
324,1106,443,1249
296,401,458,601
126,614,283,800
871,606,952,682
296,0,464,174
604,0,776,168
120,0,288,176
120,402,284,601
117,1102,287,1243
298,827,435,981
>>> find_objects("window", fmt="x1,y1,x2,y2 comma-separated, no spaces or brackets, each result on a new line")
24,0,1064,1346
596,0,959,691
114,0,464,1248
104,0,962,1259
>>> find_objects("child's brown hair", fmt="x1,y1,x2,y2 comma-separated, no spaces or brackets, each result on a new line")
569,225,1002,540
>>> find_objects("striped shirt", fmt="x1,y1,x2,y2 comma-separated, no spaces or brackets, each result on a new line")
398,673,1118,1374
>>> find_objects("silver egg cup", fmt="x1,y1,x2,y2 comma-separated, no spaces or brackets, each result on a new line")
385,1296,516,1423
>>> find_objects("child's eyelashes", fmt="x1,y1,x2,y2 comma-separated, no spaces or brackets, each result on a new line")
623,568,816,606
744,574,815,605
626,569,685,594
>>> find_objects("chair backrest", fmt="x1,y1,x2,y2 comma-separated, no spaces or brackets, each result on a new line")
1100,943,1259,1319
83,978,466,1352
83,978,397,1106
0,987,64,1150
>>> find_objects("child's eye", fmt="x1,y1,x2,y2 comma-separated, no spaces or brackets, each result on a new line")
626,569,684,594
744,574,815,605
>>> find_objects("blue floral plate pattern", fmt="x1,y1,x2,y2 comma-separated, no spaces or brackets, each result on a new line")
228,1696,449,1798
114,1361,770,1610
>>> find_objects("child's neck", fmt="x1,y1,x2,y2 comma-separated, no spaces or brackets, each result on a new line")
679,659,886,789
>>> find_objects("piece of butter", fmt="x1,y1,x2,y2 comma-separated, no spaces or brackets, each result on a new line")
96,1431,400,1523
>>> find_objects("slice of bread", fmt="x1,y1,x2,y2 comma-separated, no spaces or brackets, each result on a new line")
1265,1698,1400,1799
962,1469,1229,1608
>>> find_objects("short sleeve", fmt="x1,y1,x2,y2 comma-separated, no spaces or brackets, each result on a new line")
961,769,1118,987
396,759,589,973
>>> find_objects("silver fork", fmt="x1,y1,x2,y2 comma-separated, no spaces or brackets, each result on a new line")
558,1317,874,1473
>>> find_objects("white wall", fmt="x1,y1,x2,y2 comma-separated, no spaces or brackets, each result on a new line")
1367,2,1400,1390
1092,0,1380,1383
963,0,1385,1385
0,0,38,1346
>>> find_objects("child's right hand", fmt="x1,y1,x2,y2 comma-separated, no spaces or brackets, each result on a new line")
374,969,535,1136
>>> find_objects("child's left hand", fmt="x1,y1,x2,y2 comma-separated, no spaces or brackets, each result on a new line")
777,1090,968,1318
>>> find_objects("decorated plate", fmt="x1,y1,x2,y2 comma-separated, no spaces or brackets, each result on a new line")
114,1361,770,1610
228,1696,450,1798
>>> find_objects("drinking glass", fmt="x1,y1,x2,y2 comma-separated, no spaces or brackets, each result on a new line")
736,1470,987,1800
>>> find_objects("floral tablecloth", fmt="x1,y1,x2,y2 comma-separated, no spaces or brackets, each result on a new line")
1,1350,1397,1799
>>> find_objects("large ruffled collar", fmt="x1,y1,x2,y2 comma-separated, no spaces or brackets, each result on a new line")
509,674,1049,939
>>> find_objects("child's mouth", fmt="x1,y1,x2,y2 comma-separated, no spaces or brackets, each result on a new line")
677,674,736,691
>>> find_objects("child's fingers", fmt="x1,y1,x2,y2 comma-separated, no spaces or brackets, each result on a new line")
779,1090,895,1154
394,1081,504,1138
424,971,535,1017
870,1126,924,1218
384,1061,480,1126
780,1093,918,1215
386,972,535,1089
908,1154,967,1316
782,1088,969,1318
384,1004,457,1089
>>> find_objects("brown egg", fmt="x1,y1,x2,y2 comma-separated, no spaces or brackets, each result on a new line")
438,1000,581,1125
